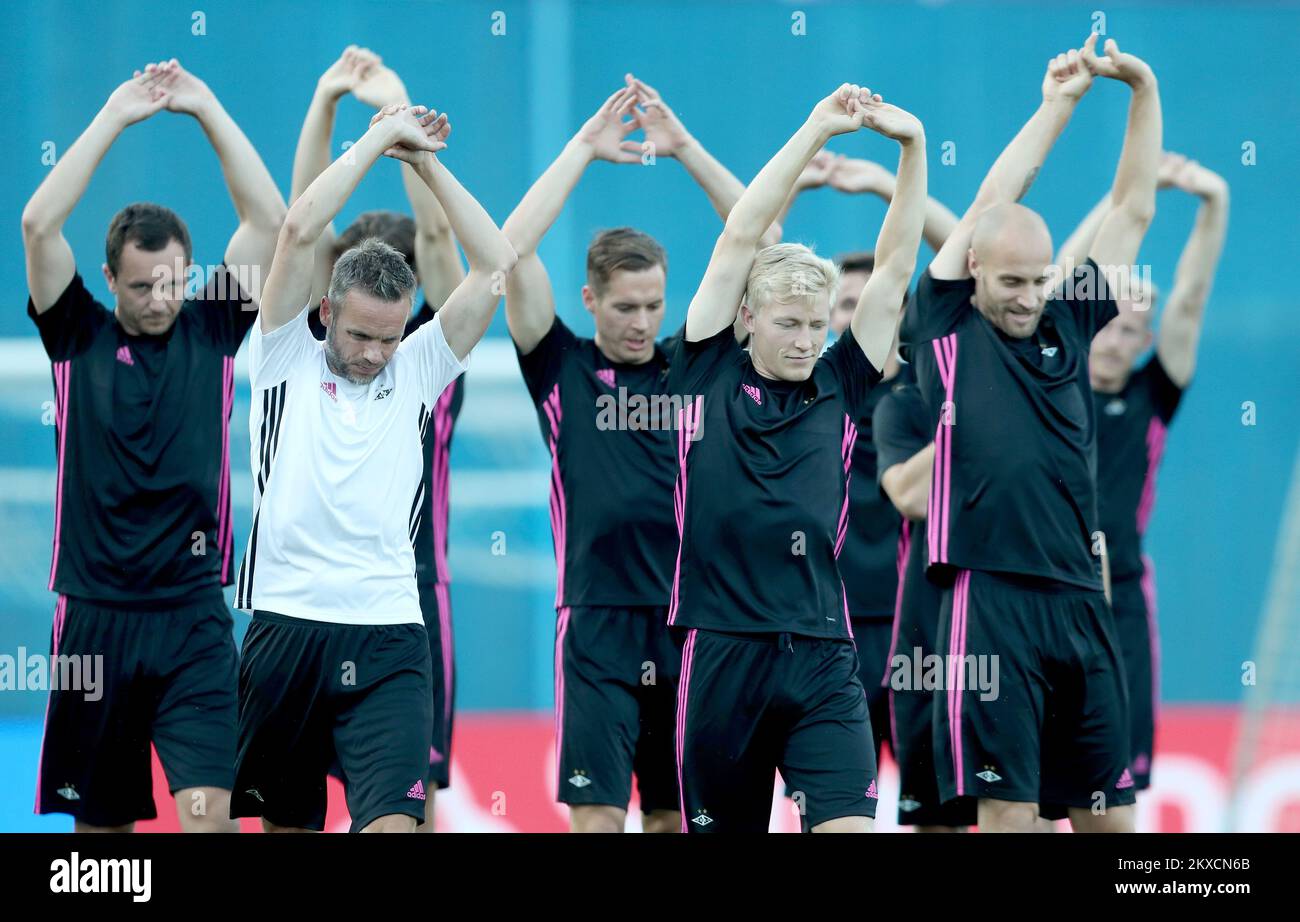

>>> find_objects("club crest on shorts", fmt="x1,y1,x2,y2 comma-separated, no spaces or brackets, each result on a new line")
57,784,80,801
899,796,922,812
741,383,762,406
691,811,713,827
975,768,1002,783
567,771,592,789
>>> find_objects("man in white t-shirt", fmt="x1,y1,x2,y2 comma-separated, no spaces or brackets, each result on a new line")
230,102,516,833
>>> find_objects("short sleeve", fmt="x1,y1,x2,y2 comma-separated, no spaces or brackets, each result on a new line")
26,273,109,361
186,263,257,353
901,267,975,345
818,327,882,424
398,308,471,407
1052,258,1119,342
873,384,930,487
1142,353,1184,424
665,323,744,400
248,305,321,390
515,317,580,404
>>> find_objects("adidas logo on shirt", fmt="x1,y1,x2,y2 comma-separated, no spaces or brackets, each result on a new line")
596,368,616,388
115,345,134,366
320,381,337,401
741,383,762,405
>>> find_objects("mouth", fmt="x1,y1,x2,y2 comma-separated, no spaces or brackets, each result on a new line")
625,338,647,351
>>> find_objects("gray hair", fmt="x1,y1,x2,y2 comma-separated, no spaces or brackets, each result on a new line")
327,237,417,313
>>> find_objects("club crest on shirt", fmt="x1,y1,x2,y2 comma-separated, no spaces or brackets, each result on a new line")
1104,397,1127,416
374,386,393,401
1040,346,1058,358
595,368,616,388
741,383,762,406
320,381,337,401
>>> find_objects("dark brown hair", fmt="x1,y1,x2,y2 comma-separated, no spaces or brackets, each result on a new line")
836,250,875,275
586,227,667,296
105,203,192,275
334,210,417,269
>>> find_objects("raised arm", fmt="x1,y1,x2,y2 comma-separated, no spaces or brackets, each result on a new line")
624,74,781,248
881,443,935,521
848,100,927,370
929,36,1098,280
686,83,875,341
1086,39,1162,273
1156,160,1228,387
21,65,171,312
157,59,286,301
395,111,518,361
259,104,439,333
291,47,383,304
501,87,640,353
828,154,959,252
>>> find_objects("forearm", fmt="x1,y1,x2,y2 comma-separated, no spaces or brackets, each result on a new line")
195,99,286,230
884,443,935,521
1170,187,1229,308
502,138,592,257
870,138,927,280
403,162,463,308
975,99,1077,208
413,157,515,274
22,109,125,238
1107,81,1161,224
291,88,341,205
725,118,828,246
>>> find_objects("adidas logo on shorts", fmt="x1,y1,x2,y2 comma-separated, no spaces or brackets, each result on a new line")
407,779,427,801
567,773,592,789
865,780,879,799
1116,769,1135,790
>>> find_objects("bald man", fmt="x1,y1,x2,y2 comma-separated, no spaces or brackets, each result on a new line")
900,36,1162,833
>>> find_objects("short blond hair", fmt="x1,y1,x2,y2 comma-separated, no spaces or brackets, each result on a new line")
745,243,839,314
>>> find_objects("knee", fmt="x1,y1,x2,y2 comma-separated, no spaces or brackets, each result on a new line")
810,815,873,833
176,788,239,833
570,805,626,833
641,810,681,834
360,814,418,833
978,799,1039,833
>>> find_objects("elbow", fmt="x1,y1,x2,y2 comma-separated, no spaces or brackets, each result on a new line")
21,205,54,241
1114,196,1156,233
720,217,763,251
484,238,518,278
277,208,316,252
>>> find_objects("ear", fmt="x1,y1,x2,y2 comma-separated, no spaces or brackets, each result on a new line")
319,296,332,327
966,248,980,279
581,284,596,315
102,263,116,295
741,302,757,333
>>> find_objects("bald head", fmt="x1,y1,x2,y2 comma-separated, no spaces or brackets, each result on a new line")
970,203,1053,264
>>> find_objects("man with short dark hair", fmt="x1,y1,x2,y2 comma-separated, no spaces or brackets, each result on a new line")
231,101,514,834
22,59,284,832
503,76,779,833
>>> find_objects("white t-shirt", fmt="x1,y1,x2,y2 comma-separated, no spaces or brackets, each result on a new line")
234,305,468,624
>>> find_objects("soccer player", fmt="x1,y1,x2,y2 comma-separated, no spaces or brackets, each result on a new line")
292,45,469,831
874,366,975,831
22,60,285,832
900,36,1162,833
503,78,777,834
230,102,515,833
776,154,958,767
671,84,927,833
1055,152,1229,792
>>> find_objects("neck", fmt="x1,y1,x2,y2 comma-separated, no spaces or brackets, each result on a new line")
1090,368,1129,394
594,333,653,366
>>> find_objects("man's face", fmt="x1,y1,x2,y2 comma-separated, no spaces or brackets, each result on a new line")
969,234,1054,339
832,269,870,335
321,289,410,385
1090,294,1154,386
744,292,831,382
104,239,189,336
583,266,666,365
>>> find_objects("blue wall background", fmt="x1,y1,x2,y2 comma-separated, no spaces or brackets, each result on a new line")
1,0,1297,826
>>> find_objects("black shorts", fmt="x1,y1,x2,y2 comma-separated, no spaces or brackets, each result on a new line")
1112,562,1159,790
933,570,1135,821
677,629,877,833
883,577,976,827
231,611,433,832
34,591,238,828
554,605,681,813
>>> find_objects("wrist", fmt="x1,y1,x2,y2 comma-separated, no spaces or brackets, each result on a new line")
566,135,599,163
94,106,133,134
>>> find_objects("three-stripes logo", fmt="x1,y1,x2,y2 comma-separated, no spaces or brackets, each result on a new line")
115,345,134,366
1116,769,1135,790
320,381,337,401
407,779,427,801
741,383,762,405
865,780,879,800
596,368,616,388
